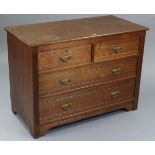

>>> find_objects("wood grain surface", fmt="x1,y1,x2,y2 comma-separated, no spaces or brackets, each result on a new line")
5,16,148,138
39,56,138,96
38,44,91,71
39,78,136,125
5,16,148,46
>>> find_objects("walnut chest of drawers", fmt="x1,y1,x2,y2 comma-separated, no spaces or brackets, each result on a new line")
5,15,148,138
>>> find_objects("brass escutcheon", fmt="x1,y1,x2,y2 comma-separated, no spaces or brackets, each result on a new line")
112,47,123,53
59,54,72,63
110,90,120,98
59,79,71,85
112,68,121,75
61,103,72,110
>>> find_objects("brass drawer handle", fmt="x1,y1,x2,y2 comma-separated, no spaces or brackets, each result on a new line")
61,103,72,110
59,79,71,85
112,47,123,53
59,54,72,63
112,68,121,75
110,90,120,98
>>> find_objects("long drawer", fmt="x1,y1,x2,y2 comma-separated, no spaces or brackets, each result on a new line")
39,56,138,96
39,78,136,125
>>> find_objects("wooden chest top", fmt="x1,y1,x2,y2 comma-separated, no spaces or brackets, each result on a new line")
5,15,148,47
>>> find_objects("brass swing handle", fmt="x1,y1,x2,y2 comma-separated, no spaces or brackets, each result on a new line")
112,47,123,53
61,103,72,110
112,68,121,75
110,90,120,98
59,54,72,63
59,79,71,85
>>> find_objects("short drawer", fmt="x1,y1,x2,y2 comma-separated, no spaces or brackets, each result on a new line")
94,37,140,62
39,56,138,96
38,44,91,71
39,78,135,125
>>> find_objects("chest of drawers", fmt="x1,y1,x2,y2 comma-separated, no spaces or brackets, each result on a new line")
5,15,148,138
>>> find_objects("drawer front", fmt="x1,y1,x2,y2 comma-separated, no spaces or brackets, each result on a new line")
38,44,91,71
39,78,135,124
39,56,138,96
94,37,140,62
